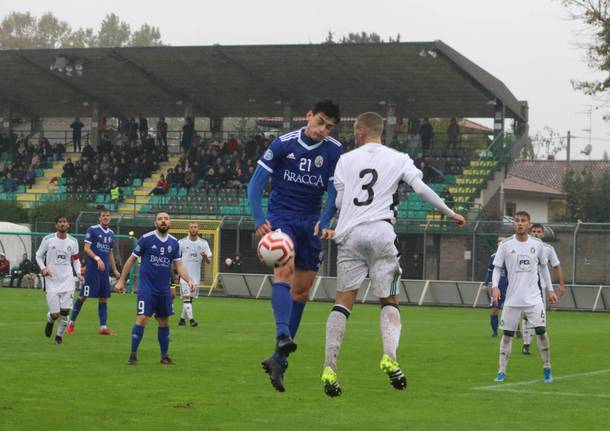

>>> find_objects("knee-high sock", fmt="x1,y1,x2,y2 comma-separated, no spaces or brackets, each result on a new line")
522,318,533,345
490,314,499,334
324,306,350,371
499,335,513,373
98,302,108,327
158,326,170,358
183,301,193,320
537,333,551,368
380,304,401,361
271,282,291,337
57,315,69,337
289,300,306,338
131,324,145,354
70,298,84,322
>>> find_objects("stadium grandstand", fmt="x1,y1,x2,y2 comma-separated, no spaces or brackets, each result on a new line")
0,41,531,281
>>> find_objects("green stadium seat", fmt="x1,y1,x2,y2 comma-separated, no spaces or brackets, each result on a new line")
132,178,142,187
58,177,67,186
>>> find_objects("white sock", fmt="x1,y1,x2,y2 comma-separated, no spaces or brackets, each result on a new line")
184,302,193,320
537,333,551,368
380,305,401,361
47,312,54,323
57,315,69,337
522,318,533,345
324,307,349,371
499,335,513,373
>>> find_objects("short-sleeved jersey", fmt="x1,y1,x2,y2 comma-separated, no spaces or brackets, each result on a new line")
485,253,507,289
178,236,212,285
333,144,423,243
84,224,114,274
132,231,181,294
257,128,342,216
36,233,79,292
493,235,548,307
540,243,560,290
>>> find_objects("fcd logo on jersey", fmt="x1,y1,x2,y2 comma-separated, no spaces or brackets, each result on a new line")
314,155,324,168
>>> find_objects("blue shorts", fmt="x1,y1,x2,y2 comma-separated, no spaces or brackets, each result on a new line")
490,285,507,309
137,289,174,318
82,270,111,298
268,213,323,272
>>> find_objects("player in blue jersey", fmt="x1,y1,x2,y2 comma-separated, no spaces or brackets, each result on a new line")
485,236,508,337
248,99,342,392
115,212,197,365
67,207,121,335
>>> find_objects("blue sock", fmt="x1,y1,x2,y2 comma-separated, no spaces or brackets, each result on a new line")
131,324,145,354
158,326,170,358
98,302,108,326
70,298,84,322
271,282,292,337
288,300,306,338
491,315,499,334
273,351,287,366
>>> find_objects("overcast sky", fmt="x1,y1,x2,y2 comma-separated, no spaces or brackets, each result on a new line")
2,0,610,159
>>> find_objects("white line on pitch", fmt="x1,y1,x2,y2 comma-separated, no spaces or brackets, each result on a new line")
479,388,610,399
473,368,610,391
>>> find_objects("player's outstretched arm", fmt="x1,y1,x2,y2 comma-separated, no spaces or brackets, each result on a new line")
410,177,465,227
115,254,136,292
247,165,272,237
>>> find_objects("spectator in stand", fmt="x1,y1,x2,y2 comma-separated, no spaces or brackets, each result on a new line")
225,135,238,155
2,172,18,192
110,181,123,205
419,118,434,151
128,118,139,143
157,116,168,148
0,253,9,277
233,255,242,273
9,253,37,288
184,167,195,190
23,167,36,189
204,167,217,189
166,168,176,187
90,173,105,193
181,117,194,155
30,152,41,170
149,174,169,195
138,114,148,140
70,117,84,152
173,165,185,188
81,142,95,160
62,158,76,178
52,142,66,161
447,118,460,149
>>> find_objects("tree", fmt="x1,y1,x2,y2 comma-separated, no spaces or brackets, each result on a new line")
561,1,610,95
0,11,165,49
519,127,566,160
323,31,401,44
562,168,610,221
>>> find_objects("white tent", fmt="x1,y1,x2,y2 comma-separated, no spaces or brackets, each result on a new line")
0,222,32,268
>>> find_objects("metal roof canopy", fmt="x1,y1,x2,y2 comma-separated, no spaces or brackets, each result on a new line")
0,40,526,121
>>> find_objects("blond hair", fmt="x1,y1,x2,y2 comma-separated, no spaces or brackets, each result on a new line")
355,112,384,137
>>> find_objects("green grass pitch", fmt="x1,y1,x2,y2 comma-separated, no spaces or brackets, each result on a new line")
1,288,610,431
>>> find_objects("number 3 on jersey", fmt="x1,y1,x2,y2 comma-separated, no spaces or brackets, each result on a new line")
353,168,378,206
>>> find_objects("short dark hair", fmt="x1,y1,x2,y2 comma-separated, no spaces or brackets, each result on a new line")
97,206,110,217
55,215,69,223
312,99,341,123
531,223,544,230
514,211,531,221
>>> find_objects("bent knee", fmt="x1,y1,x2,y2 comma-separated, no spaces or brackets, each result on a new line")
50,313,60,320
274,263,294,283
535,326,546,335
59,309,70,316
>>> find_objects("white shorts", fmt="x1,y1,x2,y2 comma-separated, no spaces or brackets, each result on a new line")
336,220,401,299
46,290,74,314
500,303,546,332
180,279,199,298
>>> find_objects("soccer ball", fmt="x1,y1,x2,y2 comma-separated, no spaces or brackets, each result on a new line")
257,230,295,267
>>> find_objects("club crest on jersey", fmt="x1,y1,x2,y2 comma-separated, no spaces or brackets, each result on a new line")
263,149,273,161
314,155,324,168
168,245,173,254
530,247,536,254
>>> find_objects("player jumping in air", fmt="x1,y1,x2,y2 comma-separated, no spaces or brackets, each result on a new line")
37,215,84,344
115,212,197,365
247,99,342,392
178,223,212,327
67,207,121,335
492,211,558,383
319,112,465,397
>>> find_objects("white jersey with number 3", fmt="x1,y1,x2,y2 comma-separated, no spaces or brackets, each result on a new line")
36,233,79,293
178,237,212,285
333,143,422,243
